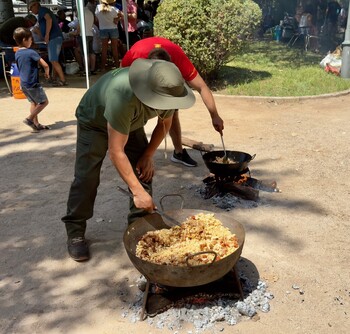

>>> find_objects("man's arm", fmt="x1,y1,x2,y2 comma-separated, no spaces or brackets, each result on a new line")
188,73,224,135
107,123,155,212
141,116,172,161
44,13,52,44
39,58,50,79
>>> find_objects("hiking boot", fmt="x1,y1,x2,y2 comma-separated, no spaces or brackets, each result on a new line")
170,149,198,167
67,237,90,262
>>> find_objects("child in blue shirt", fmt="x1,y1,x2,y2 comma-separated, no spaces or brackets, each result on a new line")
13,27,50,132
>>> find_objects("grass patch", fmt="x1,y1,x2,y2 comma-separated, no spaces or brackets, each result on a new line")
212,39,350,97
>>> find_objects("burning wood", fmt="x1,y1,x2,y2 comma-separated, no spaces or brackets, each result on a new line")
181,136,214,152
202,173,279,202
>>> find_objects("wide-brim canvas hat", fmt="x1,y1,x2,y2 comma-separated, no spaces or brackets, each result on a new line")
129,59,195,110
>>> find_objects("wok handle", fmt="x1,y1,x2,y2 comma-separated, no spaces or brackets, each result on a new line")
185,251,218,267
249,154,256,162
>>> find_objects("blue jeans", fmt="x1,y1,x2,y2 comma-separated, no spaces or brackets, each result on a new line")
48,36,63,62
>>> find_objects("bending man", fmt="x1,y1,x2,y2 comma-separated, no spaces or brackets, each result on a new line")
61,60,195,261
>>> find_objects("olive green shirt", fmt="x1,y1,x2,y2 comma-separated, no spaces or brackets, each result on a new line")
75,68,175,134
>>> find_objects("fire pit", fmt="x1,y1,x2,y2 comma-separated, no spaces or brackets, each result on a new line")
123,209,245,319
201,151,279,201
143,270,243,317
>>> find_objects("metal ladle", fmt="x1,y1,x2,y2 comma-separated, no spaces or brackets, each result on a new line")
220,134,228,163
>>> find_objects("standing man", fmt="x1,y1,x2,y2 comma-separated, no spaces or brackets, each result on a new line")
121,36,224,167
62,60,195,261
29,0,67,86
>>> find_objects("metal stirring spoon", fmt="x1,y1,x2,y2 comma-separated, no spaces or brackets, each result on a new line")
220,134,228,163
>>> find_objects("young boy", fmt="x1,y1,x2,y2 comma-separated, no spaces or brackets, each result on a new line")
13,27,50,132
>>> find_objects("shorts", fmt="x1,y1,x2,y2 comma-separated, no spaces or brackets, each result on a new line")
99,28,119,40
22,83,48,104
48,36,63,62
77,36,94,55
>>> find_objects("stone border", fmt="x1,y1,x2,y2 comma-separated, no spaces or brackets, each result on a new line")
211,88,350,101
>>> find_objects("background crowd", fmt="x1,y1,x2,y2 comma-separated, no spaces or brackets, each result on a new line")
0,0,160,81
261,0,347,52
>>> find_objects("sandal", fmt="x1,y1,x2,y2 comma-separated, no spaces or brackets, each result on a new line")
36,124,51,130
56,80,68,87
23,118,39,132
52,80,68,87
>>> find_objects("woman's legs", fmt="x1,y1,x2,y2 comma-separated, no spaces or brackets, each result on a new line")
110,38,120,67
100,38,109,71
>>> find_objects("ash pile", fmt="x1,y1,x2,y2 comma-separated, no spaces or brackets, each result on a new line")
194,185,259,210
121,273,274,333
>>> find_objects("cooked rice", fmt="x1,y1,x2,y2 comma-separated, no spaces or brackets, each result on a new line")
214,156,237,164
135,213,239,266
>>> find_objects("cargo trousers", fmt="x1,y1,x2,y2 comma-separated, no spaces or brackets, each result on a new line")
61,121,152,239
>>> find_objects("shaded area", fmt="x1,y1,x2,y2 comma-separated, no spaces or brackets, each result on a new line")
210,66,272,91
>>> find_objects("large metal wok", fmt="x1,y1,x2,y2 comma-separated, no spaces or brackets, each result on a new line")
202,150,256,176
123,209,245,287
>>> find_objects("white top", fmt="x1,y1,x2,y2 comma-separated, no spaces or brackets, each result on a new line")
95,4,119,30
83,7,94,37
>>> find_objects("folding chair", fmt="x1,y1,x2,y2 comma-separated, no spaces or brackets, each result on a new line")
288,13,318,51
0,48,13,95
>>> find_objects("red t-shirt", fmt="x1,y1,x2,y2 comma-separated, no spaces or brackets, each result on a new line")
121,37,198,81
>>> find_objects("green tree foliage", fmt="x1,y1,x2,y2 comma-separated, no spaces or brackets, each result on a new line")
154,0,262,79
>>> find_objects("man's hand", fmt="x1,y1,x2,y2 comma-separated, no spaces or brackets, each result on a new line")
133,189,155,212
136,155,155,183
212,114,224,135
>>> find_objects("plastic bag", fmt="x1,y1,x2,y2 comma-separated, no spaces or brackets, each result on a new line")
65,61,80,75
320,53,341,68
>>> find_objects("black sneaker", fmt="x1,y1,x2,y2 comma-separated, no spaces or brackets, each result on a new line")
67,237,90,262
170,149,198,167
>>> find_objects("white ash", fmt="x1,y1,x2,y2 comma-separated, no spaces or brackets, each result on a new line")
122,275,273,333
194,185,258,210
211,194,258,210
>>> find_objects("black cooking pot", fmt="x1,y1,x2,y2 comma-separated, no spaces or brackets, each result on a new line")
202,150,256,176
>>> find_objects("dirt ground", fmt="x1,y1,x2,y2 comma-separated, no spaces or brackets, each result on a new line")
1,75,350,334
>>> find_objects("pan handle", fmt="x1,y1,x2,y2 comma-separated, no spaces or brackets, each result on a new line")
249,154,256,162
185,251,218,267
159,194,184,211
